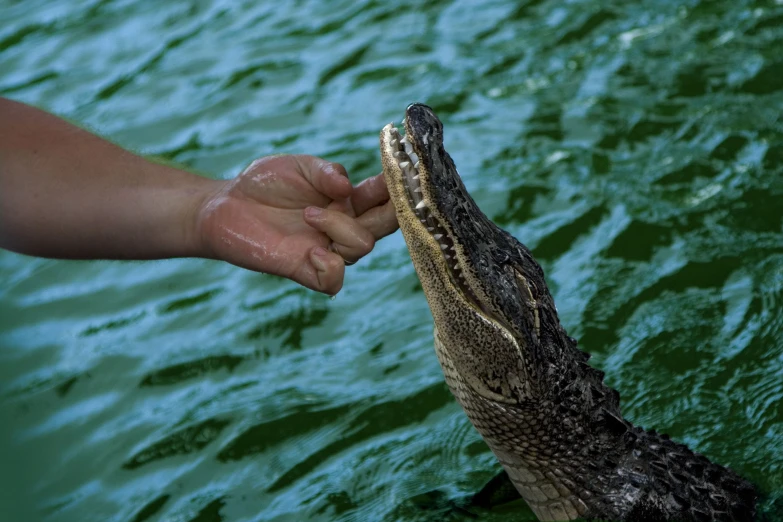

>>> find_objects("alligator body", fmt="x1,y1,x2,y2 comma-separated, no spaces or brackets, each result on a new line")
379,104,757,521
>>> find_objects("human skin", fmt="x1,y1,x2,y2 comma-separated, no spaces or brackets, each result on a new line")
0,97,398,294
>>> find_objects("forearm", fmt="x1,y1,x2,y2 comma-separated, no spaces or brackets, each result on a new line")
0,97,220,260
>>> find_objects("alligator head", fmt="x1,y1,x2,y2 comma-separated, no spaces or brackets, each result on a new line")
380,103,757,521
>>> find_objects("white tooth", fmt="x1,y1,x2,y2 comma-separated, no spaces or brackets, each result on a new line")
445,254,451,259
399,161,410,168
402,118,406,125
409,152,419,163
404,143,414,155
440,243,448,250
454,263,459,269
427,227,434,231
400,136,408,144
420,219,427,223
413,187,421,193
391,139,398,147
415,200,427,209
414,161,420,169
412,174,419,180
433,234,443,240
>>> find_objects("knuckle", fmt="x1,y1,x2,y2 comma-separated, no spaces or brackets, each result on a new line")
360,235,376,255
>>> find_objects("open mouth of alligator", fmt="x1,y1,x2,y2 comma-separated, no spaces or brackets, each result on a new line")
385,121,489,314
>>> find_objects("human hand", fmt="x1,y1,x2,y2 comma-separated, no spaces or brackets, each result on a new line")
196,154,398,294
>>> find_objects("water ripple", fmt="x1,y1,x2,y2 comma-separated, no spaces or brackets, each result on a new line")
1,0,782,519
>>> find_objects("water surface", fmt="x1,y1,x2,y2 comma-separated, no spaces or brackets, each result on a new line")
1,0,782,520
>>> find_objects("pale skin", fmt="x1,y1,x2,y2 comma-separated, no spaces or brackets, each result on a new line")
0,97,398,295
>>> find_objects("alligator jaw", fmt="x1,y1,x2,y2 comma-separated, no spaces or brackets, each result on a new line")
380,105,539,406
379,121,489,317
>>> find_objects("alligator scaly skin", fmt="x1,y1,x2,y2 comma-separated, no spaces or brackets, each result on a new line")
380,103,758,521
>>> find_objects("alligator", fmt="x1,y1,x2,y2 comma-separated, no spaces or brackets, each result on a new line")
379,103,757,521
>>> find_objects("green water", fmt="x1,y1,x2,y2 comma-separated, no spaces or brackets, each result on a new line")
1,0,782,520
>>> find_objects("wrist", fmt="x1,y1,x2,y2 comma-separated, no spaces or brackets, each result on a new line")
177,171,226,260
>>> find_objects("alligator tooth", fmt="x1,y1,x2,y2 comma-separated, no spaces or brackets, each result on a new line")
412,174,419,180
409,152,419,164
399,161,410,168
427,227,434,231
413,161,420,169
391,139,398,147
416,200,427,209
400,135,408,144
445,254,451,259
433,234,443,240
440,243,448,250
454,263,459,270
404,142,414,155
534,309,540,334
421,220,427,224
413,187,421,193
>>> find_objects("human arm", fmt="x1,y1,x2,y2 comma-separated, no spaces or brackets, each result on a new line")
0,97,397,294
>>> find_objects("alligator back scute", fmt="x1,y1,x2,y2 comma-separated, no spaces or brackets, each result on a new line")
617,427,757,521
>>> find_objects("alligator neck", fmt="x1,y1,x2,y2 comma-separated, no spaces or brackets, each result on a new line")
437,330,756,521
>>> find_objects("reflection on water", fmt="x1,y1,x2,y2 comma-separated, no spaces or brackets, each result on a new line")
1,0,782,520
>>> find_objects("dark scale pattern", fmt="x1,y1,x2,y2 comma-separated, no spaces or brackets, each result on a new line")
383,104,759,522
436,331,757,521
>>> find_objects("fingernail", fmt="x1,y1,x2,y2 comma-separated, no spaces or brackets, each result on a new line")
322,161,345,177
311,246,328,271
305,207,323,219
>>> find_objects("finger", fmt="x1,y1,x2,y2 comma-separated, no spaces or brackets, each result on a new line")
326,197,354,216
303,206,375,261
307,246,345,295
356,199,399,240
295,155,353,201
351,173,390,216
